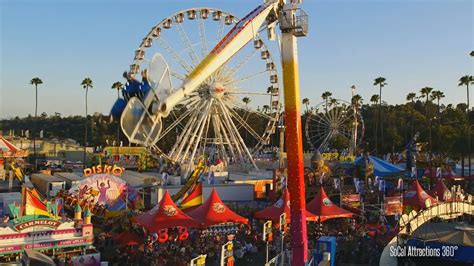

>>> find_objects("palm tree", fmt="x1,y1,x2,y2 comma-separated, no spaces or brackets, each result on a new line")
370,94,380,154
321,91,332,112
111,81,124,148
459,76,474,112
351,94,363,154
431,90,445,123
459,75,474,178
420,87,433,115
262,105,270,114
373,77,387,154
406,92,417,138
420,87,434,170
81,78,93,168
30,77,43,171
351,94,363,107
242,97,251,109
302,98,310,114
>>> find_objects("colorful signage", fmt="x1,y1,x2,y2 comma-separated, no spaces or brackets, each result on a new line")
14,219,61,231
83,164,124,177
342,194,360,208
69,172,139,209
0,246,22,254
0,238,93,255
384,196,403,216
321,153,355,162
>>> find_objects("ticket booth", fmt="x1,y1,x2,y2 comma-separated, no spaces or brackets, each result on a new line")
314,236,336,266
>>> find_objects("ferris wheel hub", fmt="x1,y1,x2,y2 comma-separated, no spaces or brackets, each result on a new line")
209,82,225,99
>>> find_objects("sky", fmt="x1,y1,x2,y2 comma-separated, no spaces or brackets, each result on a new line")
0,0,473,119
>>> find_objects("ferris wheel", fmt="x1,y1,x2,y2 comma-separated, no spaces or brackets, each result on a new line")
119,8,281,168
305,99,364,153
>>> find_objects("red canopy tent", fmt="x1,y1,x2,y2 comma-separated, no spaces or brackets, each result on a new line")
428,179,450,201
254,189,318,223
133,191,199,232
403,180,437,211
186,188,248,228
306,187,354,222
423,167,458,181
114,231,143,246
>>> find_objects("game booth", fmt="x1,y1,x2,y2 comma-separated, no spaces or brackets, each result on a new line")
0,186,98,265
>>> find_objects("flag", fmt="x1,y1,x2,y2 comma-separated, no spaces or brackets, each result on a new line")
181,183,203,210
25,130,29,139
397,178,403,190
24,188,55,218
55,198,64,214
436,167,442,178
411,166,417,178
39,130,44,139
333,178,340,190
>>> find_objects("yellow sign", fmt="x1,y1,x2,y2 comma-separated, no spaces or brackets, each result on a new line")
321,152,355,162
83,164,124,177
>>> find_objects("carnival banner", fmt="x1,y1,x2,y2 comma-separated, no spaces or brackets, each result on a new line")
342,194,360,208
69,172,139,210
383,196,403,216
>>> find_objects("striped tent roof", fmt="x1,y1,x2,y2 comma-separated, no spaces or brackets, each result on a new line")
0,137,19,152
354,155,405,177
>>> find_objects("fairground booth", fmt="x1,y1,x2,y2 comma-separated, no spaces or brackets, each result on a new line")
0,186,98,264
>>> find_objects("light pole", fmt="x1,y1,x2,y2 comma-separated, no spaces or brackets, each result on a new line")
190,254,207,266
263,220,272,263
220,241,233,266
279,213,287,263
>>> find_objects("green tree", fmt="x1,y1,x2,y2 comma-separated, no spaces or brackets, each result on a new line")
459,75,474,179
30,77,43,171
374,77,387,153
81,78,93,167
302,98,310,113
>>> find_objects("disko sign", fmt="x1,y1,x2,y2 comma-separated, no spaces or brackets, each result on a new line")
83,164,125,177
14,219,61,231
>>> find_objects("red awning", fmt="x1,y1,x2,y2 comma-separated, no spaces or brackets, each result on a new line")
133,191,199,232
254,189,318,223
186,188,248,228
0,137,19,152
114,231,143,246
403,180,437,211
428,179,450,201
307,187,354,222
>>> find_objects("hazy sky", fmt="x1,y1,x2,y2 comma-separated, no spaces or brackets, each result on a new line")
1,0,472,118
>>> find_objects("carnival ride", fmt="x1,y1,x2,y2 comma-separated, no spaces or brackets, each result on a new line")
113,7,283,170
112,1,310,264
171,159,206,202
379,199,474,266
305,99,364,154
